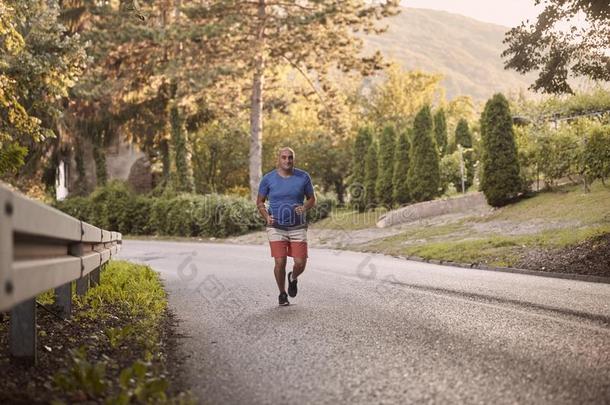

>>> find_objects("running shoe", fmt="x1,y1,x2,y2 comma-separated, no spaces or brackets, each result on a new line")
279,292,290,306
287,271,298,298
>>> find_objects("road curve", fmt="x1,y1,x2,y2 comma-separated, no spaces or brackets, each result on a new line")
118,240,610,404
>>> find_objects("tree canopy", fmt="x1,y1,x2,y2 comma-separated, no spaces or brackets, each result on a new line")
0,0,86,177
502,0,610,94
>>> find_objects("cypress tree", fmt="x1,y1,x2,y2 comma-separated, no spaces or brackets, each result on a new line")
480,93,521,206
455,119,474,189
433,108,448,156
408,105,440,202
392,130,411,205
350,127,373,211
376,126,396,207
455,119,472,148
364,141,378,209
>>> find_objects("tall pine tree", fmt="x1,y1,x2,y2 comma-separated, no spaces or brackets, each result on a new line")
455,118,473,148
376,126,396,207
408,105,440,202
480,93,521,206
392,130,411,205
433,108,448,156
455,118,474,189
350,126,373,211
364,141,378,209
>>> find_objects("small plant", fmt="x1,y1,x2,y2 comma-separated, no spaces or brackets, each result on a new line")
53,347,108,399
106,325,135,349
112,360,169,404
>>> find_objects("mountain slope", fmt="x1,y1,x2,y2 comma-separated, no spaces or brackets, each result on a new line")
363,7,535,101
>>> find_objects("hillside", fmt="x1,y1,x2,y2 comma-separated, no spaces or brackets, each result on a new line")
363,7,536,101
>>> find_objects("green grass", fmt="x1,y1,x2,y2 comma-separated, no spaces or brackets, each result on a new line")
481,182,610,225
365,225,610,267
397,221,470,240
311,207,389,230
359,182,610,267
41,261,192,404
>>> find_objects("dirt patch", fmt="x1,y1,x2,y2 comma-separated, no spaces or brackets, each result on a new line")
470,219,582,236
517,233,610,278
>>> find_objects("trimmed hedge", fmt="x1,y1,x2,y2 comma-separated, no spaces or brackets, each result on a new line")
55,181,333,237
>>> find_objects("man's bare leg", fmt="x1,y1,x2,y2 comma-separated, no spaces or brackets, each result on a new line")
292,257,307,279
274,257,287,292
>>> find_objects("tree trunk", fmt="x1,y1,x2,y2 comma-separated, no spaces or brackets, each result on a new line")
249,0,266,201
160,138,170,181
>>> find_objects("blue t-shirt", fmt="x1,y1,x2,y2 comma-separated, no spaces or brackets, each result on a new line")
258,168,315,229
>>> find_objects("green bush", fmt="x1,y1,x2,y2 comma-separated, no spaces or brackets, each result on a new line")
584,124,610,184
349,127,373,212
214,195,263,237
408,105,441,202
307,194,337,223
123,195,154,235
88,180,134,233
164,194,203,236
536,132,579,187
392,130,411,205
480,93,522,206
434,108,448,156
149,193,263,238
376,126,396,207
440,152,462,193
54,196,92,222
54,181,266,238
364,141,378,208
149,197,174,235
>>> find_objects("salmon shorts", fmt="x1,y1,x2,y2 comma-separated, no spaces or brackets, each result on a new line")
266,227,308,259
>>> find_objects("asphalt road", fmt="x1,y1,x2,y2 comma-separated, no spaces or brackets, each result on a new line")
118,240,610,404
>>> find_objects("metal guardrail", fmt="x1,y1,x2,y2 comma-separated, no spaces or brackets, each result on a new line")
0,183,122,364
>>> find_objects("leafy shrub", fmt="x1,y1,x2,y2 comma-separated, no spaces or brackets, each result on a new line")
536,132,580,187
200,194,263,237
123,195,154,235
54,181,265,237
307,193,337,223
54,196,92,222
88,180,134,233
149,197,174,235
148,193,263,237
584,125,610,184
440,152,462,193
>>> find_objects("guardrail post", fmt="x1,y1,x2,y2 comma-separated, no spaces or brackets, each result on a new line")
90,267,100,287
9,298,37,365
70,243,89,296
53,282,72,319
76,275,89,296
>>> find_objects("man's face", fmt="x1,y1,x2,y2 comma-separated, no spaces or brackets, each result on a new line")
278,151,294,170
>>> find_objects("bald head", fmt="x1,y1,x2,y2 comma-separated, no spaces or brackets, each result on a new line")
277,147,295,172
277,147,295,159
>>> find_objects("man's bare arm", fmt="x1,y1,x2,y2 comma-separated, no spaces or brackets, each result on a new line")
256,194,274,225
295,194,316,214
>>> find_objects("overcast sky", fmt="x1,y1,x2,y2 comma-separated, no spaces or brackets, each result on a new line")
401,0,544,28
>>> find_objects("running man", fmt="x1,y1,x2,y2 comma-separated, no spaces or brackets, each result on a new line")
256,147,316,306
